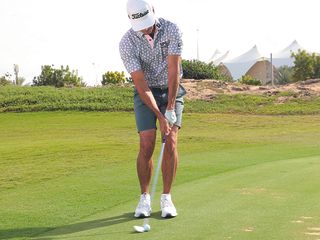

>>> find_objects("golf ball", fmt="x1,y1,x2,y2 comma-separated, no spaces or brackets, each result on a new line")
143,224,151,231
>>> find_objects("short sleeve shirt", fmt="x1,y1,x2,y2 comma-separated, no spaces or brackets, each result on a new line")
119,18,183,87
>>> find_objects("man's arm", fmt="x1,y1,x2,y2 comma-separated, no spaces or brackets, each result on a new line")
167,55,181,110
131,70,171,135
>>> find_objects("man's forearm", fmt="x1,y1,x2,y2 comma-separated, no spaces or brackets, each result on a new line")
131,70,164,120
167,71,179,110
167,55,181,110
138,88,163,119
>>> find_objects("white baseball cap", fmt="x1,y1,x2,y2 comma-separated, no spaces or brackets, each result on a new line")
127,0,156,31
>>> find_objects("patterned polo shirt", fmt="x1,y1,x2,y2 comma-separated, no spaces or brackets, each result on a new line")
119,18,183,87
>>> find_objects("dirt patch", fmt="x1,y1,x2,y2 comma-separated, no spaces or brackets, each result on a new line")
308,228,320,231
305,232,320,236
181,79,320,100
239,187,266,195
243,227,254,232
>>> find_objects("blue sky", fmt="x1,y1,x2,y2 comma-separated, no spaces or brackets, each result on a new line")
1,0,319,85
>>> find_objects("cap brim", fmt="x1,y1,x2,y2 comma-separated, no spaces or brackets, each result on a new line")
131,15,155,31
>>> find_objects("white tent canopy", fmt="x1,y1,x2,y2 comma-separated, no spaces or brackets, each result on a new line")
207,49,222,63
272,40,304,67
221,45,262,80
212,40,306,81
212,51,229,65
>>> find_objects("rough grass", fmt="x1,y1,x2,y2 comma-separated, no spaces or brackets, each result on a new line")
1,85,320,114
0,85,134,112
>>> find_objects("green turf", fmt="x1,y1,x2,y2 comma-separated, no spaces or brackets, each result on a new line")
0,112,320,240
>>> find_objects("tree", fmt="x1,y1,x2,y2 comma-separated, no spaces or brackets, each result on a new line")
182,59,223,80
313,53,320,78
292,50,320,81
181,59,231,81
101,71,126,85
33,65,85,87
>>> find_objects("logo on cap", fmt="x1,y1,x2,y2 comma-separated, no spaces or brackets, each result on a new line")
130,10,149,20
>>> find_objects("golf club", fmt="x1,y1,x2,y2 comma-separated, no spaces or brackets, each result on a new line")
133,137,166,233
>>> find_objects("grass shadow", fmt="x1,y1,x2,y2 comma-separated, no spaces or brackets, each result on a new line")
0,212,134,239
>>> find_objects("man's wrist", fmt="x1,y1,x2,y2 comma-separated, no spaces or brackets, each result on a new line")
157,113,166,121
166,103,175,111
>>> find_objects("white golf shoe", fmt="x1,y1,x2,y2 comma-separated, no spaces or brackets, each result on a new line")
134,193,151,218
160,194,178,218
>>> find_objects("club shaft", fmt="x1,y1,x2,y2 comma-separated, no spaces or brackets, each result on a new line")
143,141,166,226
150,141,165,202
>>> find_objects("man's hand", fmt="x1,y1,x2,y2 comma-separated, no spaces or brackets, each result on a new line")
159,115,171,136
165,109,177,126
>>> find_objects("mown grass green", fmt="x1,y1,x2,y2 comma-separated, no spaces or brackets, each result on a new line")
1,85,320,114
1,112,320,240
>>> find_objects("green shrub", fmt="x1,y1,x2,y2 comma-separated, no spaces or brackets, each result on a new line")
182,59,223,80
33,65,85,87
0,73,13,86
239,75,261,86
292,50,320,81
101,71,126,85
276,66,294,84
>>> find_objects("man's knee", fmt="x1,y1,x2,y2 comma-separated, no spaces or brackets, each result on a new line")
140,141,155,159
165,128,178,152
139,130,156,159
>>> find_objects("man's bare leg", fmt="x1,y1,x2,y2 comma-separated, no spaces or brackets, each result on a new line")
137,129,156,193
162,126,179,194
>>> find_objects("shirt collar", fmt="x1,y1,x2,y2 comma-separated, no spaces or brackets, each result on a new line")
135,18,162,38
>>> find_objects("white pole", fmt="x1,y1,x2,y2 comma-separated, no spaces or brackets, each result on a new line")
14,64,19,85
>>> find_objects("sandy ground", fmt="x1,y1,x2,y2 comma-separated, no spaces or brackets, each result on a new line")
181,78,320,101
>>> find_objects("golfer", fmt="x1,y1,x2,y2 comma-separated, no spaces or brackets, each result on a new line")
119,0,185,218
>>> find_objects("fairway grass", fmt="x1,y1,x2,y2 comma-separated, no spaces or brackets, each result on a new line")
0,112,320,240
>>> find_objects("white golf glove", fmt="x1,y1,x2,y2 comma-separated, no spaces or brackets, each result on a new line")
165,109,177,126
